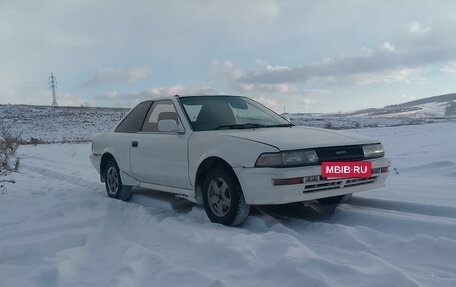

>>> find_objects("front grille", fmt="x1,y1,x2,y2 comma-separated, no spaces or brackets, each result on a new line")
315,145,364,162
303,176,377,193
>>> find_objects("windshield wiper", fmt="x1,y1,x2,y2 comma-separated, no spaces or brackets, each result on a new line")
215,123,294,130
215,123,268,130
264,123,294,127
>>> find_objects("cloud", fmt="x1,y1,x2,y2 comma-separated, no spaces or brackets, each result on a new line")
96,85,219,106
255,60,291,72
442,61,456,73
409,21,431,34
212,60,296,95
253,92,319,113
323,67,426,85
211,60,325,112
237,19,456,86
382,42,395,52
84,67,152,87
232,82,294,94
238,49,440,85
211,60,243,80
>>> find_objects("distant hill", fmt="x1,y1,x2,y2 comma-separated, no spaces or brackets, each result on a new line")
289,93,456,129
0,105,128,143
339,93,456,118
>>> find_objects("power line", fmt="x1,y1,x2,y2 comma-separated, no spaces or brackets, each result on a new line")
48,72,58,107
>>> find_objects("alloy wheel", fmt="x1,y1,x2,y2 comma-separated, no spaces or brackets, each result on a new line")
207,177,231,217
106,166,119,196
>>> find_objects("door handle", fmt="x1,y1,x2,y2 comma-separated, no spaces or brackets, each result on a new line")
132,141,138,147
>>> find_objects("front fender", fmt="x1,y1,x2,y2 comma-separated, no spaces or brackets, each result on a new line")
188,132,279,186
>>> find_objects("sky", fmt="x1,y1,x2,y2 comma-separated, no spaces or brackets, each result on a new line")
1,0,456,113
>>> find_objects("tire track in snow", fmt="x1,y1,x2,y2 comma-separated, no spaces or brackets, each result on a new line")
254,211,456,286
334,204,456,240
21,163,98,190
0,218,101,242
348,196,456,220
258,200,456,240
25,154,91,169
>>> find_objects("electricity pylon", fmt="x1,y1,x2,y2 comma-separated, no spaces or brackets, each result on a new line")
49,72,58,107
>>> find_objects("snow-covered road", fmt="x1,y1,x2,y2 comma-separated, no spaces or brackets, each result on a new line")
1,123,455,286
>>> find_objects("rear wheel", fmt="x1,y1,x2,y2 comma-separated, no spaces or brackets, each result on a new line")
317,194,351,205
104,159,132,201
202,168,250,226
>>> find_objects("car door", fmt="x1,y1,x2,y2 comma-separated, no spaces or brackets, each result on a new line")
129,100,192,189
111,101,152,178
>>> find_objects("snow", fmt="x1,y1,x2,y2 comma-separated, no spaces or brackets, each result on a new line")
291,115,406,129
0,105,127,143
370,102,449,118
290,114,448,130
1,122,455,286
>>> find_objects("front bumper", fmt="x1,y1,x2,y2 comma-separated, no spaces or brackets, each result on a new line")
234,157,390,205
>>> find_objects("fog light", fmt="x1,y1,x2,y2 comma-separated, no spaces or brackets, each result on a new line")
273,177,304,186
304,176,319,183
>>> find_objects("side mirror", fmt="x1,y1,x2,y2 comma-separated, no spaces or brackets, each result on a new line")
158,119,179,133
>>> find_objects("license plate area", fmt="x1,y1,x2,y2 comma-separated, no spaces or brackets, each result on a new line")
321,161,372,178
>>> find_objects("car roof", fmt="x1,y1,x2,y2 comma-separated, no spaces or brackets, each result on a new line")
177,95,241,98
136,95,244,105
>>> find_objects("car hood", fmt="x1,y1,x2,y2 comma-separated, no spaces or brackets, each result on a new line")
223,126,379,150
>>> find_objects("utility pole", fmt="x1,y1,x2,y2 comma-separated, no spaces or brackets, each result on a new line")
49,72,58,107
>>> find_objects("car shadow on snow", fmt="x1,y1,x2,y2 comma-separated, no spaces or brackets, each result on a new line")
130,187,339,223
131,187,197,214
254,202,338,222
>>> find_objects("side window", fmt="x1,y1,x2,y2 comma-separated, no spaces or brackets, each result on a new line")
115,101,152,133
142,101,181,132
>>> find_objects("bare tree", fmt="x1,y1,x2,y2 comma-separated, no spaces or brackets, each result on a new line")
0,127,21,172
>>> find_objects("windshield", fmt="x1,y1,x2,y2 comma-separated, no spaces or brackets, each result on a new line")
179,96,292,131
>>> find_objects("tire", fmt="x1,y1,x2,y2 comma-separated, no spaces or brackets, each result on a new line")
202,168,250,226
104,159,132,201
317,194,352,205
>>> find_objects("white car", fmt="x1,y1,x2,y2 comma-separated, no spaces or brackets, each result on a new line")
90,95,390,226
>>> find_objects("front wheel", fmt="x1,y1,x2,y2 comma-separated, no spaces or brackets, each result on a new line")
202,168,250,226
104,160,132,201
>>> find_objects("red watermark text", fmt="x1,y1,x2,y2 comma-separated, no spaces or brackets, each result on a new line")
321,161,372,178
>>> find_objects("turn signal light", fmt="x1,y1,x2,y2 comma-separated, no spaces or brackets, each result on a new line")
380,166,389,173
273,177,304,186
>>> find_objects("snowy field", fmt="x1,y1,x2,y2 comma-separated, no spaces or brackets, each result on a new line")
289,114,441,130
1,122,455,286
0,105,127,143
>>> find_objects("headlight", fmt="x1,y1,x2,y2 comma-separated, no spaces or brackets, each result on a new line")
255,150,319,167
282,150,318,165
362,143,384,158
255,153,283,167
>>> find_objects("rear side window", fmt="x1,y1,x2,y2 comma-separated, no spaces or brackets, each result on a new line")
142,100,181,132
115,101,151,133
